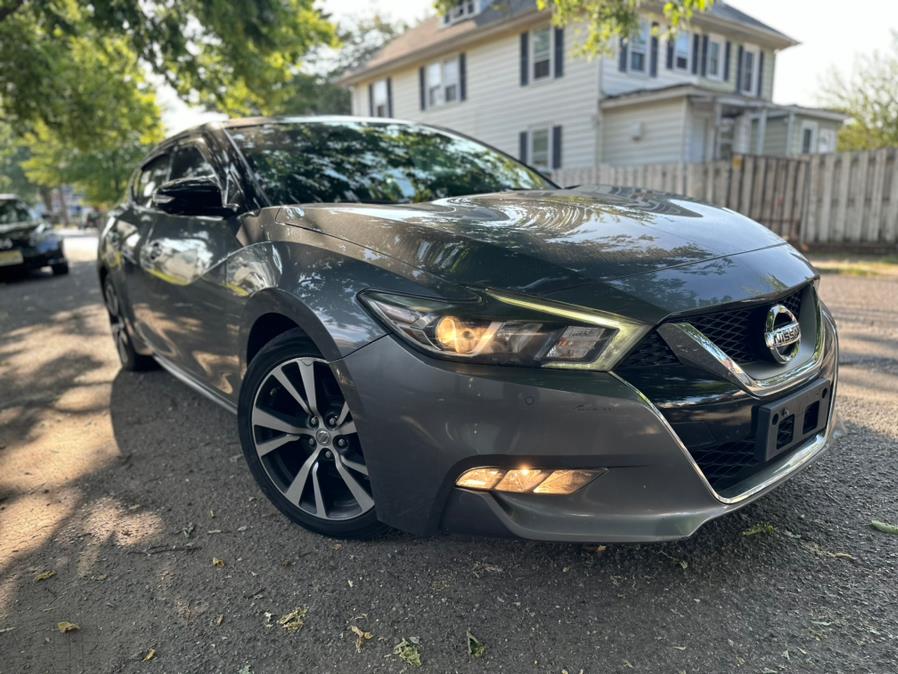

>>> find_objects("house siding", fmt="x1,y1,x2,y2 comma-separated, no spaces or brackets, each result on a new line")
351,22,599,169
600,98,688,165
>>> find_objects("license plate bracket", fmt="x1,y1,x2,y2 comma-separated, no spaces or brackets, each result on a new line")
755,379,831,462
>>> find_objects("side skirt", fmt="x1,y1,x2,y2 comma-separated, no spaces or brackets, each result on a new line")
154,355,238,415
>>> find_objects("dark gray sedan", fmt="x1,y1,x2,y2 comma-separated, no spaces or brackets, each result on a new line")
98,117,838,541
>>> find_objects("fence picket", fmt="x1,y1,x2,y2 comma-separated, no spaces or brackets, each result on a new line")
550,149,898,245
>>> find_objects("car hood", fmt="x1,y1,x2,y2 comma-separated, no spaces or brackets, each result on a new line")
278,186,787,296
0,221,39,240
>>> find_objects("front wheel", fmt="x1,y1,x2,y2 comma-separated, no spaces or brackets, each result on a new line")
238,330,386,539
102,277,156,371
51,262,69,276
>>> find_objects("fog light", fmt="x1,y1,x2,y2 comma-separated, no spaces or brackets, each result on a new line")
494,468,551,493
533,469,603,494
455,467,604,495
455,467,505,490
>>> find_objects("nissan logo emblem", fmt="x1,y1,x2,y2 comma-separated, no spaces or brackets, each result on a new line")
764,304,801,364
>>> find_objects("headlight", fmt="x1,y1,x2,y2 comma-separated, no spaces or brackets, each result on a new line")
359,289,647,369
28,224,55,247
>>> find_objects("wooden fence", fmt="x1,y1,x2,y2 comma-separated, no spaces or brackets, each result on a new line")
552,149,898,246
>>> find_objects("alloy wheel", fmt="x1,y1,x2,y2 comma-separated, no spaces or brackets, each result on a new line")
250,357,373,520
103,281,130,366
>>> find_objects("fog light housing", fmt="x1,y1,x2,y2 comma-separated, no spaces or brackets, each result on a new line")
455,467,603,495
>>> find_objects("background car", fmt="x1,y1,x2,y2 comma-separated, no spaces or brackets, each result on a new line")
0,194,68,276
98,117,838,541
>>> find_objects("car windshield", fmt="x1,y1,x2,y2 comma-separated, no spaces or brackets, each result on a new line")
226,121,554,205
0,200,31,224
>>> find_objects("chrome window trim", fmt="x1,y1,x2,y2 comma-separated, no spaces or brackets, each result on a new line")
614,314,839,505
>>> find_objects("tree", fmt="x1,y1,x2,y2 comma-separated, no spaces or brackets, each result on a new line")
821,31,898,152
434,0,713,54
270,15,406,116
0,1,336,130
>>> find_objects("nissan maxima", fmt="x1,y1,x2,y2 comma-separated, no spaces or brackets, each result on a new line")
98,117,838,541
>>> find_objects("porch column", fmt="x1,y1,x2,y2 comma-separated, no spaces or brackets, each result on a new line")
755,106,768,155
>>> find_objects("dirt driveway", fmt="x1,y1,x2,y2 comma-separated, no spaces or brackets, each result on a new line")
1,232,896,673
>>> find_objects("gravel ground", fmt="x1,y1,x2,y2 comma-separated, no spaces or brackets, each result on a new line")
0,232,896,673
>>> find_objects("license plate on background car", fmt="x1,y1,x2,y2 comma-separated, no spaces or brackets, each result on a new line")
0,250,24,266
755,379,831,462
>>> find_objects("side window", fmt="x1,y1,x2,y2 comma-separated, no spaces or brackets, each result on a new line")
136,154,171,208
170,144,215,181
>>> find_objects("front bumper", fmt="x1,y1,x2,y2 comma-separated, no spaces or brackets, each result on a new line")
336,310,839,543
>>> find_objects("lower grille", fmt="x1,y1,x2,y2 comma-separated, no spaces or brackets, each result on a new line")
687,441,759,491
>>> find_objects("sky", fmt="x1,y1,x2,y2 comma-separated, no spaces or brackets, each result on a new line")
161,0,898,133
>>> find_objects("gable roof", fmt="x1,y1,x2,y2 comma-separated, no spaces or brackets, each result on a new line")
339,1,797,86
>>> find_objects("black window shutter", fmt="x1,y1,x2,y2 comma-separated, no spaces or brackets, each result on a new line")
459,53,467,101
552,126,562,169
386,78,393,117
723,41,731,81
650,22,659,77
757,51,765,97
520,32,529,86
519,131,528,163
618,38,628,72
666,37,674,69
553,27,564,78
367,83,374,116
418,67,426,110
735,45,744,92
691,34,700,74
701,35,709,76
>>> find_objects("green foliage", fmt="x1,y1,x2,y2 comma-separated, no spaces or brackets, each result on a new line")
0,124,38,202
0,0,338,205
822,32,898,152
434,0,714,54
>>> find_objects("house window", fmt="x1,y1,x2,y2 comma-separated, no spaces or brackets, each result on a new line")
706,38,723,79
443,0,477,25
740,48,757,94
532,27,552,80
818,128,837,153
800,121,818,154
674,32,690,71
629,22,649,73
443,58,459,103
373,80,389,117
530,128,550,168
426,59,461,108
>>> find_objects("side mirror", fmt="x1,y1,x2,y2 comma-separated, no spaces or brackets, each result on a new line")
152,177,234,216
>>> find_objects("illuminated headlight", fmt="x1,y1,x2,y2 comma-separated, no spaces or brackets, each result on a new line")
360,290,646,369
456,467,604,495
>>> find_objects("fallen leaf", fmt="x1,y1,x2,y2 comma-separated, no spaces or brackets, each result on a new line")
871,520,898,535
673,645,687,651
802,542,856,561
742,522,775,537
394,638,422,667
34,570,56,582
211,558,224,567
57,621,80,633
0,627,15,634
466,630,486,658
143,648,156,661
350,625,373,652
583,544,607,555
277,608,308,633
215,614,224,626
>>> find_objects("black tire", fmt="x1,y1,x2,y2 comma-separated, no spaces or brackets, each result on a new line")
51,262,69,276
102,277,156,372
238,329,388,539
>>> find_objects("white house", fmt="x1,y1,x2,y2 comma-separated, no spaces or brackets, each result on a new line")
339,0,846,171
